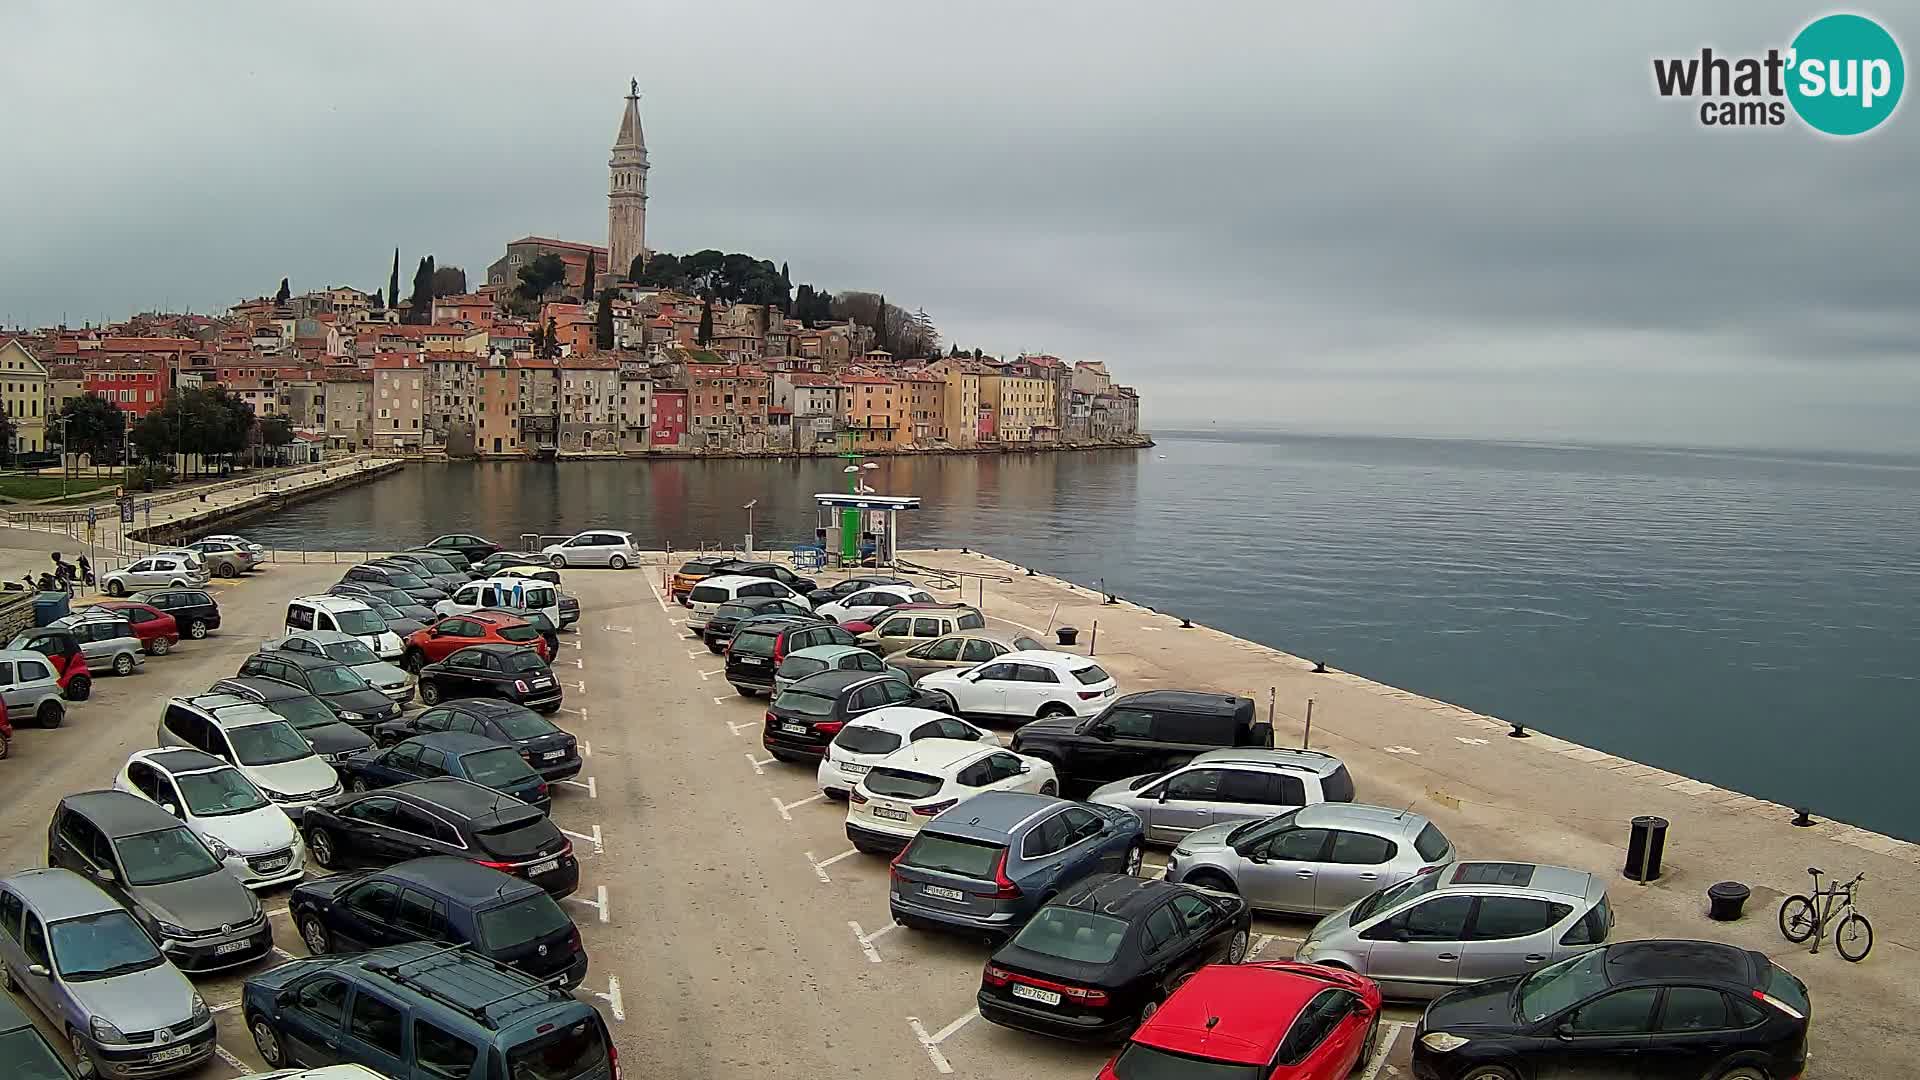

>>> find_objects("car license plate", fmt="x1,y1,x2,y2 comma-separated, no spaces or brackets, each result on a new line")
840,762,869,775
873,806,909,822
528,859,559,875
214,940,253,956
923,884,965,901
739,656,765,665
150,1044,195,1063
781,722,809,735
257,858,289,873
544,749,566,760
533,678,553,688
1011,984,1062,1006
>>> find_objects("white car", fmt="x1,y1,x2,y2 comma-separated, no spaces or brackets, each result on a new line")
816,706,1000,798
845,738,1058,853
434,577,564,629
113,747,307,889
815,584,937,625
102,553,209,595
541,529,639,569
686,574,811,631
917,649,1119,722
285,595,405,661
156,695,343,819
186,538,259,576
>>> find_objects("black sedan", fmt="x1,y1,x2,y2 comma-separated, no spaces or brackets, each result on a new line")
373,697,582,781
1411,939,1811,1080
417,643,563,713
329,582,437,625
702,598,814,653
236,650,402,729
332,731,550,812
978,874,1252,1042
805,574,911,607
762,669,945,761
473,551,544,577
128,587,221,639
427,533,502,563
713,559,820,596
211,676,375,760
300,777,579,897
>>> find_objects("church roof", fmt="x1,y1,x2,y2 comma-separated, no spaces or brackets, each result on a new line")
615,81,646,149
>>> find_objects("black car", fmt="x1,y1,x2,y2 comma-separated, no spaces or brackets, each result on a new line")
128,588,222,639
805,574,912,607
978,874,1252,1042
1009,691,1273,788
289,856,588,987
712,559,820,596
329,582,437,625
236,650,402,729
473,551,544,577
376,554,466,593
332,732,550,813
427,533,502,563
300,777,579,897
1411,939,1812,1080
339,562,447,604
417,643,563,713
762,669,943,762
702,598,815,653
725,616,859,695
374,698,582,781
211,676,375,759
415,547,480,577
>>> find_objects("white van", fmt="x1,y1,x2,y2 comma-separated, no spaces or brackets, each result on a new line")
285,595,404,661
434,577,563,627
686,574,811,631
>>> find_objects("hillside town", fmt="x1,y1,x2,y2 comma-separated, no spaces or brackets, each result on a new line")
0,84,1144,464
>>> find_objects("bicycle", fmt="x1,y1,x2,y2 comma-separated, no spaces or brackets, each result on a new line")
1778,866,1872,961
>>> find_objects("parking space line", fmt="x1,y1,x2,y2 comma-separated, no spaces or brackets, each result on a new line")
579,740,590,757
565,639,582,651
713,696,734,706
558,706,586,719
603,625,632,634
567,884,611,924
559,777,597,798
906,1008,978,1075
775,793,826,821
262,906,289,920
1360,1021,1411,1080
641,572,673,615
210,999,243,1014
849,919,898,963
560,825,604,854
805,847,857,882
563,656,584,667
569,679,587,693
687,649,709,659
589,975,626,1021
1250,933,1301,958
215,1045,254,1075
727,720,757,736
745,753,777,775
699,668,724,679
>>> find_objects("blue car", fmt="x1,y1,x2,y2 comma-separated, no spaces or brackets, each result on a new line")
888,791,1145,939
331,732,550,813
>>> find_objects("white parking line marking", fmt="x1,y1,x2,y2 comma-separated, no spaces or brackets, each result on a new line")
727,720,756,736
567,885,611,924
1359,1021,1411,1080
591,976,626,1021
1250,933,1300,957
1383,745,1421,755
215,1045,254,1074
272,946,297,961
906,1009,979,1074
560,777,597,798
712,696,733,706
579,740,590,757
210,999,242,1013
263,907,289,920
603,625,632,634
559,706,587,719
1456,736,1489,745
642,573,673,615
565,640,582,652
569,679,587,693
745,753,778,775
850,920,887,963
776,793,826,821
805,847,857,882
699,668,724,679
561,825,604,854
687,649,709,659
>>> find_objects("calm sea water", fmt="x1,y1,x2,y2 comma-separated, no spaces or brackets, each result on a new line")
243,433,1920,841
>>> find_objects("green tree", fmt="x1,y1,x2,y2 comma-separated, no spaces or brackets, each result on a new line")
778,262,792,314
581,253,597,304
697,295,713,345
388,248,401,311
407,257,432,321
57,393,126,466
543,315,560,358
431,264,467,296
0,410,15,466
628,253,648,282
871,294,888,352
516,253,568,302
595,289,616,350
260,416,295,462
275,278,291,304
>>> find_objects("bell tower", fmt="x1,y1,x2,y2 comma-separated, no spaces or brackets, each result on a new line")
608,79,650,281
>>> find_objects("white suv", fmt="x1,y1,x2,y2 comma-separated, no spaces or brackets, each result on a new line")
541,529,639,569
845,739,1057,854
686,574,810,631
816,706,998,798
285,595,404,660
815,584,937,624
155,695,342,819
113,748,307,889
917,650,1118,722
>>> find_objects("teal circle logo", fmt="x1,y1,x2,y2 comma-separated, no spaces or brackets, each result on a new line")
1787,14,1904,135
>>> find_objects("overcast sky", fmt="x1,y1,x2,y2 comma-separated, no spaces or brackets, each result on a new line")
3,2,1914,450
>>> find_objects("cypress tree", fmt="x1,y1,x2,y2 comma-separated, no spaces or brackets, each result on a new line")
388,248,400,312
582,253,597,304
275,278,290,304
595,289,615,350
697,296,714,346
872,294,889,352
779,262,792,314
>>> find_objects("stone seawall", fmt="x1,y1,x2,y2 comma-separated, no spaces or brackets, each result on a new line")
127,460,405,544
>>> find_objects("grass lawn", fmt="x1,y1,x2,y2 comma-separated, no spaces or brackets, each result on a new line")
0,473,124,501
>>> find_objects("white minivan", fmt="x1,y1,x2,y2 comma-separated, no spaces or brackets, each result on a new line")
284,595,404,661
686,574,811,631
541,529,639,569
434,577,563,628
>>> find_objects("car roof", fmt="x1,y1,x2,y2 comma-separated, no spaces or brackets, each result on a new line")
789,669,880,694
134,747,228,775
920,790,1060,839
786,644,867,662
464,611,530,627
260,650,351,671
406,731,511,754
933,629,1037,646
213,676,305,702
292,594,372,611
1057,872,1182,918
0,648,57,664
390,778,543,824
998,649,1101,669
1292,803,1432,837
1136,962,1363,1064
441,698,534,719
1438,861,1595,900
1603,940,1759,989
285,629,359,645
1114,690,1255,715
1189,747,1346,777
696,574,774,590
378,857,542,904
449,642,533,657
58,789,181,835
185,695,292,729
845,706,966,733
874,737,994,773
342,941,590,1032
0,867,122,917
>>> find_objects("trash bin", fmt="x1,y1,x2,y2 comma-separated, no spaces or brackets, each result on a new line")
32,591,70,627
1624,815,1669,881
1707,881,1750,921
1055,626,1080,647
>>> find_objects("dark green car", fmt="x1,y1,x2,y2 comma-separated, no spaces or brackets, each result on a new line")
0,990,77,1080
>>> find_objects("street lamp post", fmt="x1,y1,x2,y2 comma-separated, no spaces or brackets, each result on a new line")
742,499,757,558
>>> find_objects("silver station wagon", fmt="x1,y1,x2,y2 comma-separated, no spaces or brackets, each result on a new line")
1164,803,1455,915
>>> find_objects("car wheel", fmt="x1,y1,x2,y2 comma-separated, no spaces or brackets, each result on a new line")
1138,999,1161,1025
149,637,173,656
707,641,723,654
1123,843,1144,877
1459,1068,1519,1080
0,958,15,989
219,561,238,577
0,732,9,760
300,916,332,954
187,619,209,639
112,653,134,676
931,691,958,713
609,554,627,570
1227,928,1250,963
1037,702,1073,720
549,554,567,569
37,702,62,729
249,1016,286,1068
306,827,337,869
105,580,126,597
348,777,368,793
65,675,91,701
1038,779,1058,796
420,680,443,705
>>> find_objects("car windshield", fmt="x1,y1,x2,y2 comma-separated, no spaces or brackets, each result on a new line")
1111,1043,1262,1080
494,710,557,739
1353,866,1442,923
321,639,380,665
774,688,837,717
779,656,829,681
306,665,373,694
113,826,221,886
864,767,945,800
228,719,317,765
1011,906,1131,965
385,570,430,589
48,909,164,981
499,624,541,643
504,651,548,673
1518,948,1611,1023
506,1016,608,1080
1071,664,1111,685
0,1028,70,1080
332,609,386,636
263,695,339,731
833,724,902,755
478,894,571,951
462,747,538,786
176,768,270,816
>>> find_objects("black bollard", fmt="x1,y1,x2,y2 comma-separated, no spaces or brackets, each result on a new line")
1508,723,1530,738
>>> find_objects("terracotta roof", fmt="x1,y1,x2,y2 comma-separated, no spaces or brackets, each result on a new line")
842,374,895,386
687,364,768,379
371,356,419,370
102,336,197,352
559,355,618,370
785,373,842,387
507,237,608,256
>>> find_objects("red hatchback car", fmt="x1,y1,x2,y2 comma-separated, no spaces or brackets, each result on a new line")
404,610,551,669
92,600,179,655
1098,962,1383,1080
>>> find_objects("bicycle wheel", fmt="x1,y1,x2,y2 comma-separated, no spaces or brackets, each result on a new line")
1778,895,1817,943
1835,912,1873,962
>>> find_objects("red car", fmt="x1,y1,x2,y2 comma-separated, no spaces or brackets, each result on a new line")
1097,961,1383,1080
10,626,93,701
92,600,179,656
404,610,551,669
0,700,11,759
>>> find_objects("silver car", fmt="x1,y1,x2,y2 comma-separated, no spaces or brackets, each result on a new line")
49,614,146,676
887,630,1049,683
1164,804,1456,915
1088,747,1356,845
1294,861,1613,1000
261,630,413,705
0,649,69,729
102,554,208,596
0,867,215,1078
774,644,909,695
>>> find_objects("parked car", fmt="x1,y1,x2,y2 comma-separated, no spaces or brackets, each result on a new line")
847,739,1059,854
492,565,580,626
339,563,447,604
145,549,207,571
0,981,76,1079
1097,961,1385,1080
237,651,403,728
541,529,639,569
1166,804,1456,916
375,553,466,594
426,533,501,562
472,551,544,578
373,698,581,782
816,583,939,624
113,748,307,890
101,554,208,596
201,533,264,556
1412,940,1811,1080
328,582,436,627
418,547,478,577
156,694,343,817
803,573,912,607
333,732,551,813
0,867,215,1078
286,595,406,661
185,537,258,577
918,650,1118,724
847,603,988,652
289,857,588,987
816,705,997,798
48,613,145,677
92,600,179,655
404,611,550,670
241,940,613,1076
887,630,1049,683
1088,747,1357,844
262,630,413,706
979,874,1253,1040
0,702,10,760
1011,691,1272,787
1294,861,1614,1000
45,791,273,972
762,670,946,761
210,677,375,761
434,577,563,630
127,588,221,640
706,559,819,597
887,791,1145,937
299,777,579,897
701,597,815,652
416,644,563,713
670,555,736,605
355,596,427,639
476,607,561,657
686,574,810,631
7,626,92,700
776,642,902,696
0,650,68,729
733,622,864,694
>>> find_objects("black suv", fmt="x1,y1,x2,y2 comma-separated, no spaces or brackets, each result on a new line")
725,618,859,695
211,676,374,759
1009,691,1271,787
128,588,222,639
417,644,563,713
290,856,589,987
300,777,579,897
237,650,401,729
373,698,582,781
712,559,820,596
702,598,814,653
762,670,942,761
